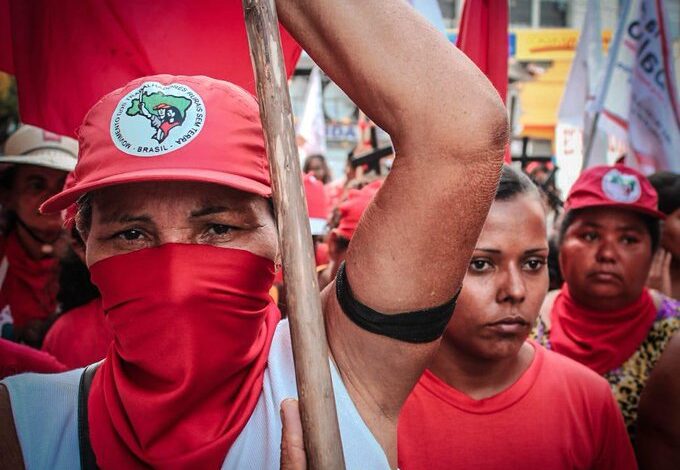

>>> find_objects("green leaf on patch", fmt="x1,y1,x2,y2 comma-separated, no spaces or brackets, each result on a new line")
126,92,192,119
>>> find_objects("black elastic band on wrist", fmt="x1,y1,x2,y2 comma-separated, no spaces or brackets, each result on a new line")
335,261,460,343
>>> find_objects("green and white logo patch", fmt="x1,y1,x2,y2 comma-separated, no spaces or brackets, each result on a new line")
601,169,641,203
110,81,205,157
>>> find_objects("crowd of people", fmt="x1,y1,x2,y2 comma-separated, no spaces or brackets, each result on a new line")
0,1,679,469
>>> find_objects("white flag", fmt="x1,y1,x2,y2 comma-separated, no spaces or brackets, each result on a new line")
627,0,680,173
557,0,603,128
555,0,609,193
593,0,679,174
297,66,327,161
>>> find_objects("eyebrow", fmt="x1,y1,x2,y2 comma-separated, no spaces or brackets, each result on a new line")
189,206,241,218
476,248,501,254
99,213,154,225
25,175,47,182
579,221,645,232
476,247,548,254
580,221,602,229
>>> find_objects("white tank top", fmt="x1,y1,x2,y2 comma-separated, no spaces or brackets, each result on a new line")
2,319,390,469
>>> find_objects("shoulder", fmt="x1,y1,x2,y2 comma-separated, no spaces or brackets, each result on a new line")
649,290,680,316
44,300,97,340
538,344,611,394
652,331,680,376
230,319,390,469
538,290,560,329
1,369,84,469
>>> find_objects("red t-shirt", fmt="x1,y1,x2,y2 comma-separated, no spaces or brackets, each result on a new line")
0,232,58,329
42,298,112,369
398,342,637,470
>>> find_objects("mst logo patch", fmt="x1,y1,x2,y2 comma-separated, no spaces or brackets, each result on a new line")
110,81,206,157
601,169,641,203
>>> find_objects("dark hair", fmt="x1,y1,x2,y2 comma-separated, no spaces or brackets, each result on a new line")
75,193,93,235
0,166,18,235
495,165,541,202
648,171,680,215
558,208,660,253
303,154,331,184
0,165,17,191
165,106,184,125
56,236,100,313
333,234,350,251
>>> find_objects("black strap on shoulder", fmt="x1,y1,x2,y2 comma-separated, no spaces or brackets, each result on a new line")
335,261,460,343
78,363,101,470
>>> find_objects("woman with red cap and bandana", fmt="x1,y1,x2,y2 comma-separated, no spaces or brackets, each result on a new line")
0,124,77,347
533,164,680,446
0,1,508,469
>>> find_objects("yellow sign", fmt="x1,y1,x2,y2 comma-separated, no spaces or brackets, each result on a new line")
513,28,611,61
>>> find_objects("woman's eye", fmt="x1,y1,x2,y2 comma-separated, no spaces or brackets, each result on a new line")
524,258,546,271
581,232,598,242
27,180,47,192
621,235,639,245
208,224,233,236
469,259,492,272
116,229,144,241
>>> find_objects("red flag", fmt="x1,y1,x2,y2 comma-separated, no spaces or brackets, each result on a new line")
0,0,13,75
456,0,509,102
456,0,509,162
1,0,301,137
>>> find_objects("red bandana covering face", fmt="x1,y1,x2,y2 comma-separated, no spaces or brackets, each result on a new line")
0,231,57,328
88,243,280,469
550,284,657,374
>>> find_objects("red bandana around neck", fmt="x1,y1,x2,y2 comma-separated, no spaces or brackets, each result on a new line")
88,244,280,469
549,284,657,374
0,231,57,327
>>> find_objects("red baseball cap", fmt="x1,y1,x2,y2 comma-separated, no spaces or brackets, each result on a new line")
41,74,270,213
564,164,665,219
334,180,383,240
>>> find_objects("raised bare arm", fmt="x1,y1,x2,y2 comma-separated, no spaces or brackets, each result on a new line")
276,1,507,464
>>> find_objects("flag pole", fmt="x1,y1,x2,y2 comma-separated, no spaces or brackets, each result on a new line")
242,1,346,469
582,0,633,169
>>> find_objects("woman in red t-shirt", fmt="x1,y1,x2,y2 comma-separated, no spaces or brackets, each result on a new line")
398,166,636,470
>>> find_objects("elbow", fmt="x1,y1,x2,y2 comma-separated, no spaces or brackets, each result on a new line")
437,90,509,169
473,92,510,165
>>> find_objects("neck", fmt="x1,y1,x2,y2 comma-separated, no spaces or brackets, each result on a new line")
14,224,55,260
569,289,642,312
429,339,534,400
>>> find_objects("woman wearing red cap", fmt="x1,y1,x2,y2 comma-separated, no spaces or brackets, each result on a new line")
0,125,77,348
533,164,680,446
398,166,635,470
0,2,508,469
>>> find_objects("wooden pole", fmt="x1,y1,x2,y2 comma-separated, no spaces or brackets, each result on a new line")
242,1,346,469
